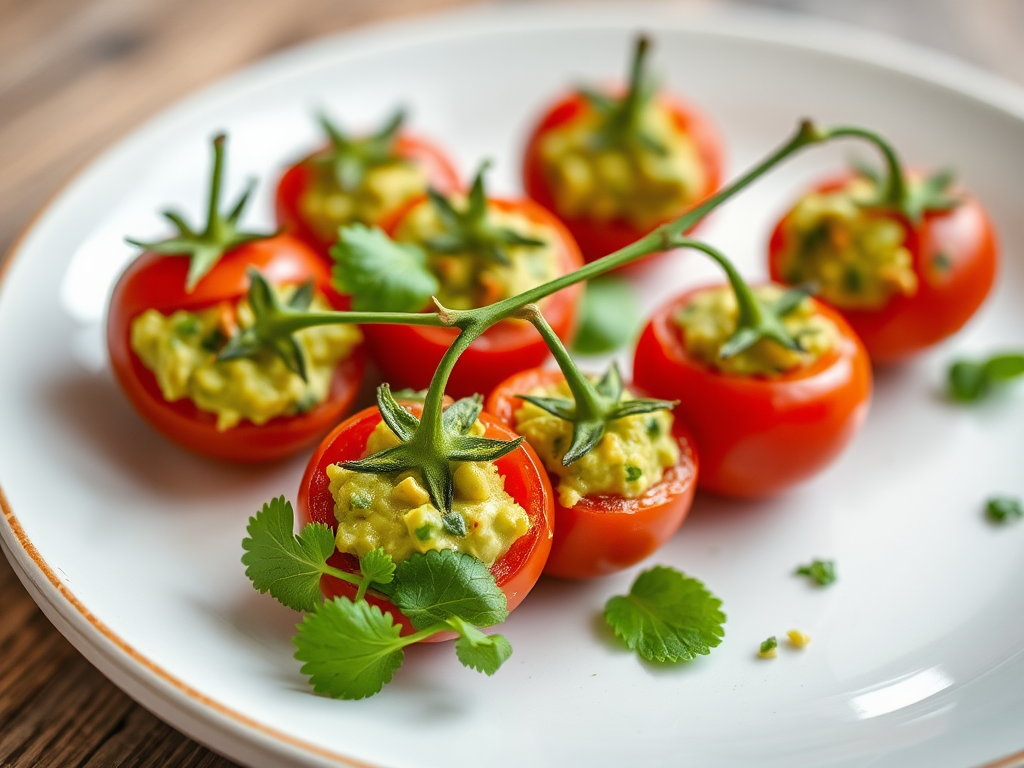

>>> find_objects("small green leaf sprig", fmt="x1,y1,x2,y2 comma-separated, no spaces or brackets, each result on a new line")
242,497,513,699
948,352,1024,402
127,134,274,291
795,559,837,586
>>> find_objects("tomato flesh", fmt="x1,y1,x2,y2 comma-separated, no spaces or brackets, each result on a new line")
486,368,697,579
297,403,554,637
633,286,872,498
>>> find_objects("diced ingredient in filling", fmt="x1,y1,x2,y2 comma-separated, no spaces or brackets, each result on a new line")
395,200,561,310
538,99,706,230
329,419,530,565
776,178,916,309
130,288,360,430
300,159,427,242
787,629,811,648
676,285,839,377
513,380,679,508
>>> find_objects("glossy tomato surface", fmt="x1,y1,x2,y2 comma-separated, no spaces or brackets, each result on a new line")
486,368,697,579
633,286,872,498
107,235,365,463
297,402,554,637
363,196,584,398
522,91,724,263
768,176,998,364
275,133,461,259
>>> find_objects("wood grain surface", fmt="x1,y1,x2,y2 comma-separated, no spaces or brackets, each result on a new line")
2,1,1023,766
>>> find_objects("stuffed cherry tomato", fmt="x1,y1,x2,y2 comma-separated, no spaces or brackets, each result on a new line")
298,401,554,637
108,136,365,463
768,171,997,363
486,368,697,579
634,283,871,498
354,168,584,398
522,37,724,263
276,111,460,258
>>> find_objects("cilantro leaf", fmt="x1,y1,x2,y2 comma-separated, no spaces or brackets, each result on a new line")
447,616,513,676
572,276,641,355
948,353,1024,402
795,559,837,586
293,597,405,700
604,566,726,663
359,548,396,586
392,550,509,630
241,496,335,612
986,496,1023,524
331,224,438,312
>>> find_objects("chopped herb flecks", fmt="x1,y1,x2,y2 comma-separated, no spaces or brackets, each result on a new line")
795,559,836,586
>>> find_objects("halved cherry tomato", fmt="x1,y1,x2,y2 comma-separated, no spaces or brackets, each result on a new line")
633,285,872,498
486,368,697,579
107,235,365,463
362,197,584,399
768,174,998,364
297,402,554,637
522,91,724,263
276,134,460,259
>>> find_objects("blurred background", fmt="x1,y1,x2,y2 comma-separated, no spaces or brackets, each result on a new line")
1,1,1023,766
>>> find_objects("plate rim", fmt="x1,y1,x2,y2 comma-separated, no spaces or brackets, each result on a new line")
3,4,1024,767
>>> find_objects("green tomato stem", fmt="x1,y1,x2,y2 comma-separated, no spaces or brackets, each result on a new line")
821,125,908,210
273,310,445,335
671,238,766,330
206,134,226,241
622,35,650,128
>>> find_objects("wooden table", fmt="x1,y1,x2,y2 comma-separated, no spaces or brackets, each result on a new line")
2,1,1023,765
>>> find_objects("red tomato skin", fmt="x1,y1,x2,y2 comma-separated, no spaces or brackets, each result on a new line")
485,368,698,579
768,177,998,364
275,133,461,259
297,403,554,639
107,235,365,463
361,196,585,399
522,91,725,264
633,286,872,498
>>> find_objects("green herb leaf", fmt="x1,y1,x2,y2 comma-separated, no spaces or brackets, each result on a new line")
571,276,641,355
241,496,335,613
947,352,1024,402
392,549,509,630
293,597,406,700
331,224,438,312
795,559,837,586
604,566,726,663
624,465,642,482
758,636,778,657
359,548,396,586
986,496,1024,524
448,616,513,675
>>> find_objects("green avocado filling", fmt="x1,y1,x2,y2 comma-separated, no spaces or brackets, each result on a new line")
777,178,916,309
130,288,360,430
537,100,706,230
395,199,561,310
675,285,838,377
513,380,679,508
328,419,531,565
299,159,427,242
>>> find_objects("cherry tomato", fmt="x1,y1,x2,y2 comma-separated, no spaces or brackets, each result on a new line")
522,91,724,263
276,134,460,259
297,402,554,638
362,196,585,399
633,285,872,498
486,368,698,579
768,175,998,364
107,235,366,463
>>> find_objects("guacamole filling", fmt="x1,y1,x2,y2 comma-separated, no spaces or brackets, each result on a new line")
299,159,427,241
395,200,561,310
777,179,916,309
328,419,531,565
513,380,679,508
538,100,706,230
675,285,839,377
130,288,360,430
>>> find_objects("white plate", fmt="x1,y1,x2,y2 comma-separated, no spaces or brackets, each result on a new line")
3,4,1024,767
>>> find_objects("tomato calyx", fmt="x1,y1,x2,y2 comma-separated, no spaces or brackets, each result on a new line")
342,384,523,534
516,305,675,464
424,161,546,266
851,160,960,224
578,35,666,156
126,134,275,291
312,110,409,192
672,237,815,362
